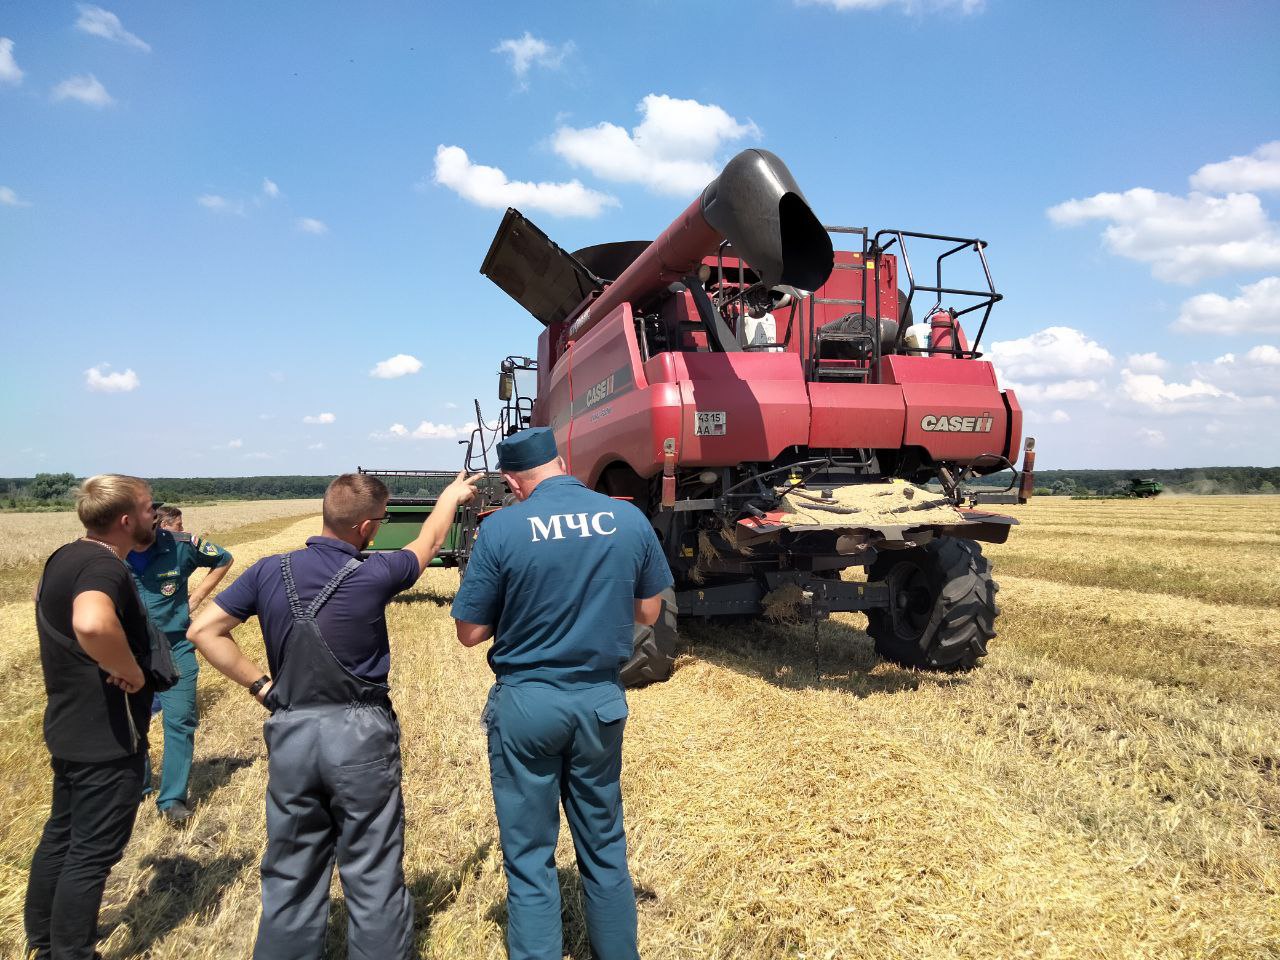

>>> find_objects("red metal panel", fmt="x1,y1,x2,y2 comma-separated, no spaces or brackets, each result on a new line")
879,354,998,387
899,382,1012,461
808,383,906,448
673,352,810,465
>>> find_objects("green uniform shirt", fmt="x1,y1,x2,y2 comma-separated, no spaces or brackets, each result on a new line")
129,529,233,635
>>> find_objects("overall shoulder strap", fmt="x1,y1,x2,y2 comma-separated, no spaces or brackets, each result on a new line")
305,557,362,619
280,553,306,620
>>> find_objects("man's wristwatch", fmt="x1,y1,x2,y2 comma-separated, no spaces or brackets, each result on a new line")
248,675,271,697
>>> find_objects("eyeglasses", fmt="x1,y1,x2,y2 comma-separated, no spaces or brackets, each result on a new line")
351,513,392,528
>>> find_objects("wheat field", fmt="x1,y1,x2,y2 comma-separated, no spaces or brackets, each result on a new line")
0,496,1276,959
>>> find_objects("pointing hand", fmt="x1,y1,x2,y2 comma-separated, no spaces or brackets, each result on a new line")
446,471,485,506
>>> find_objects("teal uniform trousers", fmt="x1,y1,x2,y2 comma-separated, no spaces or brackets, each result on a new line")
146,632,199,809
484,680,638,960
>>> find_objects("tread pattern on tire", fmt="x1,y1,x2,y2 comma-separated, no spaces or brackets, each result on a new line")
866,537,999,672
620,587,678,688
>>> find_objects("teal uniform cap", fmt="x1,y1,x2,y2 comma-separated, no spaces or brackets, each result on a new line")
497,427,558,472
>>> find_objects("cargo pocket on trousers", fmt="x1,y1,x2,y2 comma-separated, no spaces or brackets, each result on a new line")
595,699,629,725
486,726,513,784
596,698,628,733
480,684,500,733
334,755,398,806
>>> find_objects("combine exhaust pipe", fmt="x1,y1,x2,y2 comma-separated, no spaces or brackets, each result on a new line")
565,149,834,341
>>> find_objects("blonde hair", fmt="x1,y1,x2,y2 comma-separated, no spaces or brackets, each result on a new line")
322,474,390,530
76,474,151,533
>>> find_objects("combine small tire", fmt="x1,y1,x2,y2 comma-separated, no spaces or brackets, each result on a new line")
866,537,998,671
620,587,678,688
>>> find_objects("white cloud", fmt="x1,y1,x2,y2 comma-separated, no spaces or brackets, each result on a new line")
1047,188,1280,284
372,420,476,441
444,401,459,409
988,326,1114,381
85,363,139,392
432,145,618,218
1119,368,1235,412
798,0,983,11
296,217,329,235
1126,352,1167,373
1025,408,1071,425
258,413,275,420
552,94,759,197
52,74,115,107
307,442,325,451
76,5,151,51
493,32,573,87
214,438,243,450
411,420,474,439
196,194,246,216
1004,378,1103,403
262,178,280,199
1136,427,1166,447
1190,141,1280,194
1247,344,1280,365
302,412,336,424
1197,345,1280,398
369,354,423,379
0,38,23,85
1175,276,1280,334
0,186,31,207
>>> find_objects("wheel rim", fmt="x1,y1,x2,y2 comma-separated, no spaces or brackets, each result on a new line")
889,563,932,641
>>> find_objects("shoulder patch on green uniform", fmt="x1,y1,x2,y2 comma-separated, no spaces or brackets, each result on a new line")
200,538,222,556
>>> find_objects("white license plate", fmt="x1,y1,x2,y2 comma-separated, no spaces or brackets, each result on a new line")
695,411,727,436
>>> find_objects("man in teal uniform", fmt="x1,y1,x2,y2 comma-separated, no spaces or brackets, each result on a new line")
128,507,233,821
452,428,673,960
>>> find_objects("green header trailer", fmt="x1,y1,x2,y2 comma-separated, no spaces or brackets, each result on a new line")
358,471,478,568
357,468,504,566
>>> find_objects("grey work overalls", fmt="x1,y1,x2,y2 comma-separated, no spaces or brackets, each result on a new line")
253,555,414,960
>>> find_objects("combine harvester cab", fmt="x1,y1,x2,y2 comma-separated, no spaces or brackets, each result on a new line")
476,149,1035,685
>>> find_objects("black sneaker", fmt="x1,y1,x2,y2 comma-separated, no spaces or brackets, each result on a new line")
159,801,193,824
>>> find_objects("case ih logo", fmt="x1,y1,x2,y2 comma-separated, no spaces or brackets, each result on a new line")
920,412,995,433
584,374,616,408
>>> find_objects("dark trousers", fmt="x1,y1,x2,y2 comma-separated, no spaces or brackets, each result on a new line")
24,753,144,960
254,705,413,960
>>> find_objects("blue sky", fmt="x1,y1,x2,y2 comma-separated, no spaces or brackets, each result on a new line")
2,0,1278,476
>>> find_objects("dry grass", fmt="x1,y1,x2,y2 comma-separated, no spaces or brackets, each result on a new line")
0,501,321,606
0,499,322,569
0,497,1277,958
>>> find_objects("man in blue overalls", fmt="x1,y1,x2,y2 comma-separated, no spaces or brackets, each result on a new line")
187,471,480,959
452,428,673,960
126,504,233,822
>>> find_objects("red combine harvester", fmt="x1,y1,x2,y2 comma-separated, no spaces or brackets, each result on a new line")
462,149,1033,686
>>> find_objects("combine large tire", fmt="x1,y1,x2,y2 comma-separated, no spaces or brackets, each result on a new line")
866,537,998,671
620,587,678,688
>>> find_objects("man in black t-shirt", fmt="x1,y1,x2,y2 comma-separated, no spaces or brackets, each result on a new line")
25,474,157,960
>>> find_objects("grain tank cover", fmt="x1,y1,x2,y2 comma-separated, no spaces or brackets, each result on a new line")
701,149,834,293
481,208,604,327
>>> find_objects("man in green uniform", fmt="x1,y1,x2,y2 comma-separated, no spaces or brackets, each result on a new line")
127,508,233,822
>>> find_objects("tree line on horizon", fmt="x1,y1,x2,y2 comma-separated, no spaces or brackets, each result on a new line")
3,467,1279,511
